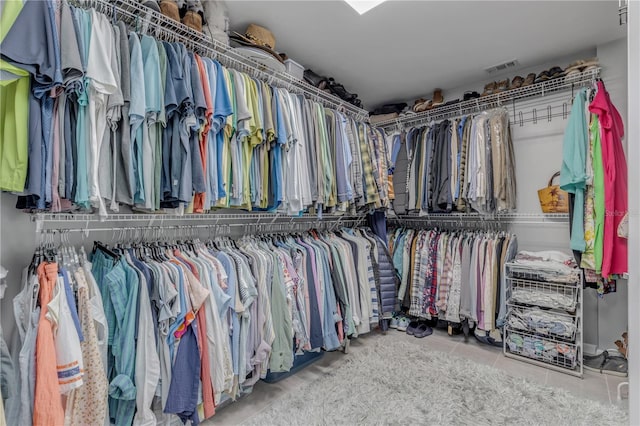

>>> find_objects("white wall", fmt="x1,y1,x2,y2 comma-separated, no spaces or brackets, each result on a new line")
625,2,638,420
0,193,36,352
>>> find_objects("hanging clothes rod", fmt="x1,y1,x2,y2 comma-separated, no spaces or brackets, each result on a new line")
35,218,367,240
70,0,369,121
33,212,367,231
31,212,366,223
377,68,600,130
389,212,569,226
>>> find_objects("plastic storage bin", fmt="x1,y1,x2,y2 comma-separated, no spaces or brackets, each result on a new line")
284,58,304,80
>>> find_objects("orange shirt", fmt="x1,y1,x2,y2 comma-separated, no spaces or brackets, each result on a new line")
33,262,65,426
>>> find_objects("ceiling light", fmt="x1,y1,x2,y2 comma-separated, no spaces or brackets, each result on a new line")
344,0,387,15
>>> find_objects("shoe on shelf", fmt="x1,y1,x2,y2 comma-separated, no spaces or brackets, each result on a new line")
522,72,536,86
431,88,444,108
547,66,565,79
481,81,497,96
564,57,599,75
303,69,329,89
463,91,480,101
509,76,524,90
397,316,409,332
534,70,550,83
413,99,432,113
582,63,599,73
328,81,356,102
495,78,510,92
564,67,582,79
564,59,586,75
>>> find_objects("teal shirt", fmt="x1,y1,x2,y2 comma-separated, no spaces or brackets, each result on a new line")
560,89,589,252
72,8,92,208
128,32,146,205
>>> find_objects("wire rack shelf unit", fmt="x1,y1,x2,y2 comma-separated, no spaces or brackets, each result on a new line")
72,0,369,121
503,262,584,377
375,68,600,130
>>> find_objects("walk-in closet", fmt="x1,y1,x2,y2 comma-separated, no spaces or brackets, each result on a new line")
0,0,637,425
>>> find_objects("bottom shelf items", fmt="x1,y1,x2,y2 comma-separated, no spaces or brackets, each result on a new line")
504,328,583,377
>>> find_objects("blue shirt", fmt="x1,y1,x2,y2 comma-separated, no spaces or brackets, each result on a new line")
212,60,232,134
560,89,589,252
106,260,139,426
60,268,84,342
271,89,287,207
164,324,201,425
216,252,240,376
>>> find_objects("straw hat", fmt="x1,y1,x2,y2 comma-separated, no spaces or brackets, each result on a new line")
230,24,283,63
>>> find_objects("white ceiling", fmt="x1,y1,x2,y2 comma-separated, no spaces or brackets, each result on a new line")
225,1,626,110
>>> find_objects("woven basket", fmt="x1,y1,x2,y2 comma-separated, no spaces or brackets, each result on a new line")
537,172,569,213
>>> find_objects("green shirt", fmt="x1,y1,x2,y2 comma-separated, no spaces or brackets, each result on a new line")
591,115,605,274
0,0,30,192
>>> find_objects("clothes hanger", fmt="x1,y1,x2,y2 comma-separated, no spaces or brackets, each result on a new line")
93,240,119,260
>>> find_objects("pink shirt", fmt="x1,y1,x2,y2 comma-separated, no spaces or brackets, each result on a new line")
589,81,628,277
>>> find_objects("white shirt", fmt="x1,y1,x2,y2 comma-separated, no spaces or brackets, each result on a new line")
47,276,84,393
87,11,118,217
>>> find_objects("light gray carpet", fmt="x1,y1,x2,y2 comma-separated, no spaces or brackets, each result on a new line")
244,339,627,426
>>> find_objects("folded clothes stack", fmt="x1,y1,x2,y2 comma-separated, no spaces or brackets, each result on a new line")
508,307,577,339
512,250,581,283
510,288,576,311
507,332,577,365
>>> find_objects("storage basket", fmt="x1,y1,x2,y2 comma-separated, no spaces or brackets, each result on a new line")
537,172,569,213
284,59,304,80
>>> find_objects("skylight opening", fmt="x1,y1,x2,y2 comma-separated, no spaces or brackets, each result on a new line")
344,0,387,15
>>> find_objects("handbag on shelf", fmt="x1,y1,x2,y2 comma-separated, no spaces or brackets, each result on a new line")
537,171,569,213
